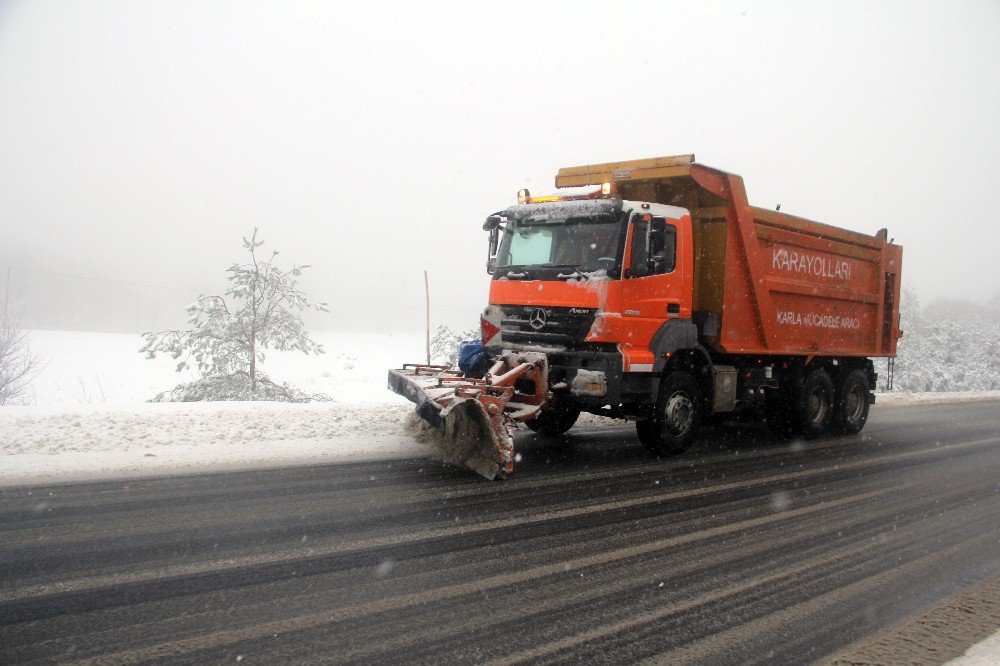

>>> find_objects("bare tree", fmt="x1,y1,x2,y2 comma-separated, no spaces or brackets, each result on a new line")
0,316,43,406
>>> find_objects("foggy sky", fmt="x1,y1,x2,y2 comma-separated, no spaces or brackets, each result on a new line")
1,0,998,332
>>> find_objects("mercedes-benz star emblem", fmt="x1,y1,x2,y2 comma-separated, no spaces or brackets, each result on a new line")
529,308,547,330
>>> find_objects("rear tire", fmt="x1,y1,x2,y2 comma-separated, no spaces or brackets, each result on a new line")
637,371,702,455
795,368,834,439
525,406,580,437
833,369,870,434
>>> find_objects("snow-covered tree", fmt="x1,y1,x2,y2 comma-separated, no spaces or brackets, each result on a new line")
430,324,479,365
884,287,1000,392
0,316,43,405
141,229,329,402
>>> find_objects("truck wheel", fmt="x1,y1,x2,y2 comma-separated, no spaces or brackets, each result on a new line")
795,368,834,439
833,369,870,434
637,371,702,455
525,406,580,437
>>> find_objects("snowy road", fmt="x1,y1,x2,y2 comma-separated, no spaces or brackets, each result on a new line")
1,400,998,663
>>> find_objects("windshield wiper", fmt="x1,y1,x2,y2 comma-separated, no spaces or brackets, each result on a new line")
504,270,530,280
556,270,582,280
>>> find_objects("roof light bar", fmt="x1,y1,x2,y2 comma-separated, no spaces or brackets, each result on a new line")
515,184,616,205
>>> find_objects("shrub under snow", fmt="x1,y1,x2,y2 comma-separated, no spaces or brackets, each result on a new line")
429,324,479,365
150,372,329,403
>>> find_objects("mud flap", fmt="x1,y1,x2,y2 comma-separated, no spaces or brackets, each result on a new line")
440,399,508,480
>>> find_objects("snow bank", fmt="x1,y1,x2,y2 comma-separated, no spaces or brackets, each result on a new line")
2,328,449,485
875,390,1000,407
3,328,999,487
0,402,438,486
948,629,1000,665
3,390,998,487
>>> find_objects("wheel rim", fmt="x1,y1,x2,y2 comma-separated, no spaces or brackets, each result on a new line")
663,391,694,436
844,385,865,423
806,387,829,424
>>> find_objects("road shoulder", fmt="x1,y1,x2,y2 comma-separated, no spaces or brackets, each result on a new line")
824,572,1000,665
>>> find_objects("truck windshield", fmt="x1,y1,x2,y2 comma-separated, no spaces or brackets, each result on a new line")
496,216,621,273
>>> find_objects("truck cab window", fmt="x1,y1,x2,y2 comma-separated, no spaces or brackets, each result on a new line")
503,227,554,266
630,215,676,276
495,212,621,274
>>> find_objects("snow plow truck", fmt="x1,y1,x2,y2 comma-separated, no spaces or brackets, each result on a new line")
389,155,903,479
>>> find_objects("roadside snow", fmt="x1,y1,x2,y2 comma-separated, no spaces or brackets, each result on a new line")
1,328,446,486
3,389,999,487
947,629,1000,665
875,390,1000,406
0,402,439,486
3,329,999,487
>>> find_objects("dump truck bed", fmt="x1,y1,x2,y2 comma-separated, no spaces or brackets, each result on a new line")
555,155,903,358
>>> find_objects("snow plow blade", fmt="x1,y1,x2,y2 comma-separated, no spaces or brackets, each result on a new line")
440,399,506,480
387,355,549,479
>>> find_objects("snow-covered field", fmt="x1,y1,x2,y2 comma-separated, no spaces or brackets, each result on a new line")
21,328,430,406
1,329,442,485
2,329,999,487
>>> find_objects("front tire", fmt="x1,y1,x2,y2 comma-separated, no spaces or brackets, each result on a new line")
833,369,870,434
525,406,580,437
637,371,702,455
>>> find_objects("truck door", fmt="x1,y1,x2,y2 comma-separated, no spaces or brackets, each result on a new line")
621,213,691,370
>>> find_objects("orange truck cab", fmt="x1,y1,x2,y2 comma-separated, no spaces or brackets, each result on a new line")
479,155,903,451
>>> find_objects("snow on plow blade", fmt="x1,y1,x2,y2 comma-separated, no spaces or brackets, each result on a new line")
387,355,548,479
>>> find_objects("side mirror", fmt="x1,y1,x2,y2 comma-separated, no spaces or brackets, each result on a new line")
486,257,497,274
483,214,503,231
488,226,499,257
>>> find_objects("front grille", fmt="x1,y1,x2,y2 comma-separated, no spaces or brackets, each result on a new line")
499,305,597,345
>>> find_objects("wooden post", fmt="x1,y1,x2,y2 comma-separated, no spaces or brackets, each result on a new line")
424,270,430,365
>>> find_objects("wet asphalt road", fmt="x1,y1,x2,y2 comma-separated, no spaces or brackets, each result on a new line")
1,400,998,665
